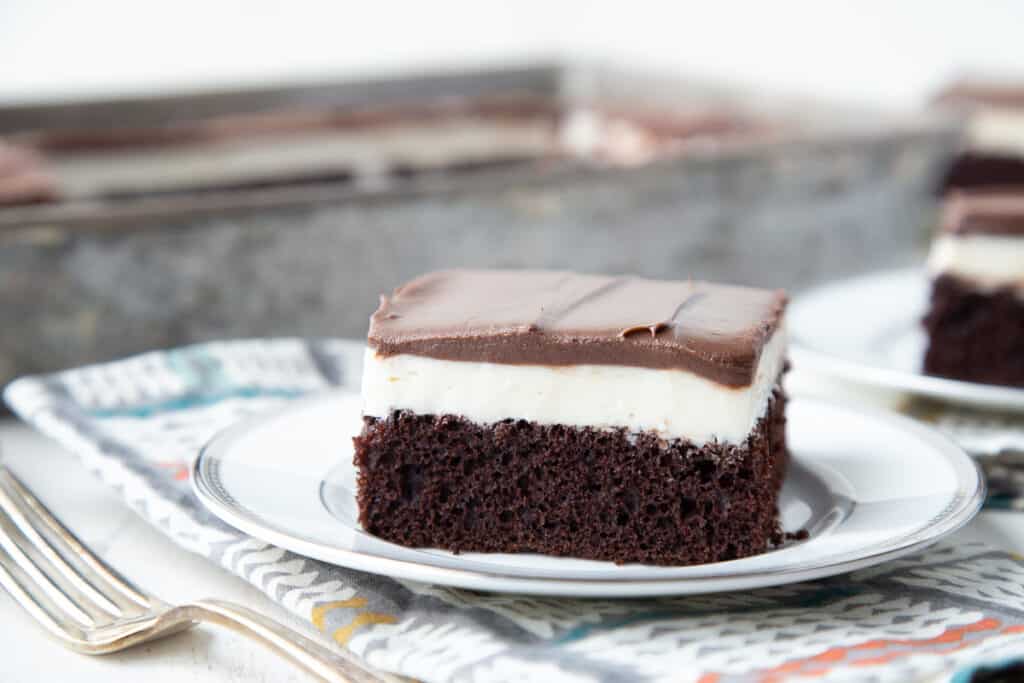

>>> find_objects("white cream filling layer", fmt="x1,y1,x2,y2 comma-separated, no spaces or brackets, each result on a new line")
928,234,1024,291
360,329,786,446
967,108,1024,157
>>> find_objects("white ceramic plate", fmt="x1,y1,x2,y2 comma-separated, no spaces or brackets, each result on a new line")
790,268,1024,411
192,392,983,597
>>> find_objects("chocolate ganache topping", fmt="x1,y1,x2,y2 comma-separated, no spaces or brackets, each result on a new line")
368,269,786,387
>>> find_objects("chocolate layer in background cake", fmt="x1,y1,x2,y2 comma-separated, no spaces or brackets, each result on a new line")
935,82,1024,193
924,193,1024,386
353,270,788,566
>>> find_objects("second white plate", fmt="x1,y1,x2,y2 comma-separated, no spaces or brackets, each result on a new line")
192,393,983,597
790,268,1024,411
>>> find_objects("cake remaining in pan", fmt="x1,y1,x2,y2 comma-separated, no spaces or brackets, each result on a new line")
352,269,789,566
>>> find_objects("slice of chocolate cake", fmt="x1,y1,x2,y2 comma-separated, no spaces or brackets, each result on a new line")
935,82,1024,193
924,193,1024,386
352,269,789,566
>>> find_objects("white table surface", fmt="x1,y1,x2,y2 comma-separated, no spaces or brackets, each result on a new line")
0,369,1021,681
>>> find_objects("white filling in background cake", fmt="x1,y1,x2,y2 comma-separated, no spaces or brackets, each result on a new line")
966,108,1024,157
360,326,786,446
928,234,1024,291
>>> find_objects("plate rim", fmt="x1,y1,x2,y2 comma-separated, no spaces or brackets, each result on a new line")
789,267,1024,411
191,394,985,597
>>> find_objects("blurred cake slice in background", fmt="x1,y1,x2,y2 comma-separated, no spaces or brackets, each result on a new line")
923,192,1024,386
935,81,1024,193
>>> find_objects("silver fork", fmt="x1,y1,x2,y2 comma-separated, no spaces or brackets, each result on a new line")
0,464,380,682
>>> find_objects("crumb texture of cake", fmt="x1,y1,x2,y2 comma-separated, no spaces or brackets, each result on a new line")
354,390,786,566
924,194,1024,386
923,274,1024,387
353,269,789,565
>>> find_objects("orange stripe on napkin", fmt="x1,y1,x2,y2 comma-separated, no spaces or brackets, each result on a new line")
332,612,399,645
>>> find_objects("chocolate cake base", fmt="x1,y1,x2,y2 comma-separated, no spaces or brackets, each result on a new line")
923,275,1024,387
352,389,787,566
968,661,1024,683
939,152,1024,194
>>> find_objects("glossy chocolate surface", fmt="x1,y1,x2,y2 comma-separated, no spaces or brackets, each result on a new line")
368,269,786,386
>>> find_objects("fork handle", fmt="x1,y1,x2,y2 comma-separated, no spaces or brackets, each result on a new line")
179,599,381,683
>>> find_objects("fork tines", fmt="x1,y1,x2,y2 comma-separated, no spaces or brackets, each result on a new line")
0,466,153,642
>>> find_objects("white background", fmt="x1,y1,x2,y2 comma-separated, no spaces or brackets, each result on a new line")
2,1,1023,108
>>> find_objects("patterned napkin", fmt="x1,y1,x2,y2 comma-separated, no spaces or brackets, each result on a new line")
6,338,1024,683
